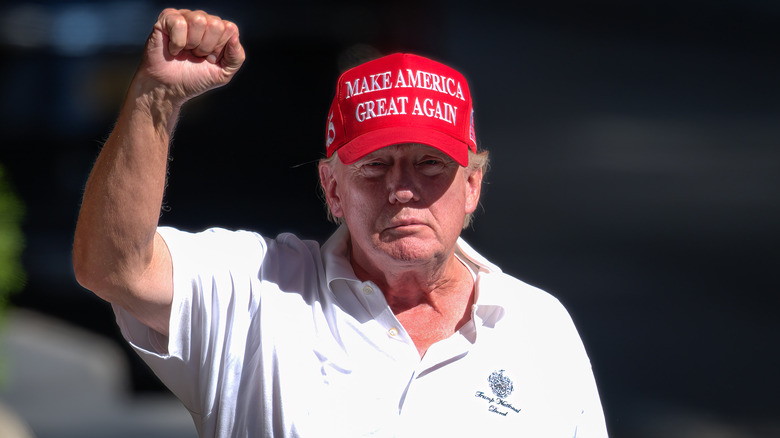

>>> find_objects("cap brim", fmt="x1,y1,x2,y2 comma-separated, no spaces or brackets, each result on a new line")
335,126,471,166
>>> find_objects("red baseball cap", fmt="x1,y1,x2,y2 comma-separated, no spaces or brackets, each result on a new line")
325,53,477,166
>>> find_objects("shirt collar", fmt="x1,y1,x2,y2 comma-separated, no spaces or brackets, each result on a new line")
321,225,360,287
453,237,506,327
321,225,507,323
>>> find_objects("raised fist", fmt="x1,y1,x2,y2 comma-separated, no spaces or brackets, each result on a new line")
136,8,246,104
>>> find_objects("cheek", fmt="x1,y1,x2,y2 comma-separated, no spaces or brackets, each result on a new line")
340,186,381,224
432,182,470,225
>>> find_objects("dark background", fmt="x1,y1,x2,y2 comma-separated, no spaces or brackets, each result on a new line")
1,1,779,437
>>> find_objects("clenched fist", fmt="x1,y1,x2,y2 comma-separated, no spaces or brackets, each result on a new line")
136,8,246,105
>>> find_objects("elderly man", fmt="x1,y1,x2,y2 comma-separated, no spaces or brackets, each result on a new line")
73,8,608,438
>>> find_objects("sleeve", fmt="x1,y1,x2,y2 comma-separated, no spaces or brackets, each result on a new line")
112,226,267,416
546,298,609,438
539,294,609,438
574,369,609,438
495,272,610,438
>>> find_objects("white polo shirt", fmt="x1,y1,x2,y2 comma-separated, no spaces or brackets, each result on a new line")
114,225,608,437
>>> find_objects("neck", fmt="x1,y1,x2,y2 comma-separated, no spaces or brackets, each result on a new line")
350,242,468,306
350,245,476,357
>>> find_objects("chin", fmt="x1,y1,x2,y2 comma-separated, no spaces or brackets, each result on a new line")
376,237,441,263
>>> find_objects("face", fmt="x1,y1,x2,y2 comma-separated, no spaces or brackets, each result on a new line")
319,144,483,273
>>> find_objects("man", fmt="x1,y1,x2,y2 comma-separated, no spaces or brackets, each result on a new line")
73,8,608,438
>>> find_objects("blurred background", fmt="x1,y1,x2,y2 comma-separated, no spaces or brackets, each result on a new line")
1,0,779,437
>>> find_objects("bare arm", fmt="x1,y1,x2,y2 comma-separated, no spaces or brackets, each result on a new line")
73,9,245,335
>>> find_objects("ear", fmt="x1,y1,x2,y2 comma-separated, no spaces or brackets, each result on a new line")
464,166,483,215
318,160,344,219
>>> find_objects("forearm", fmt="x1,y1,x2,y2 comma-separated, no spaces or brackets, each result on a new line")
72,8,244,333
73,75,180,296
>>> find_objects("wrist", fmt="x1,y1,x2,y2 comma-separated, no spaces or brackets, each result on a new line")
125,73,184,137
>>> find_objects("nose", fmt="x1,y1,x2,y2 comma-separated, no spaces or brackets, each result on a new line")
389,188,415,204
387,164,419,204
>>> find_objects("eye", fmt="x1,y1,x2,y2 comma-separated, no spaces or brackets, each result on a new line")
416,156,445,167
362,160,390,169
416,156,452,175
356,160,390,176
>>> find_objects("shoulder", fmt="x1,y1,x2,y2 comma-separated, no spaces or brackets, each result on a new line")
456,238,563,306
479,271,571,323
158,226,324,274
159,226,320,256
457,238,566,313
158,225,261,248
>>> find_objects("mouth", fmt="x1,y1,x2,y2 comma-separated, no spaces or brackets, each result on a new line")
385,218,427,232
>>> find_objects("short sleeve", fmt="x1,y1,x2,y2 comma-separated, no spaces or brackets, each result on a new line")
112,226,267,414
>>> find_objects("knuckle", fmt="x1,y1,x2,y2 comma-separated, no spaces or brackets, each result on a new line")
171,15,188,29
207,16,225,32
159,8,185,24
158,8,176,19
190,13,207,27
224,21,238,34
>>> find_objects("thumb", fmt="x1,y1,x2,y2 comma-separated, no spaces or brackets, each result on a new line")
221,34,245,73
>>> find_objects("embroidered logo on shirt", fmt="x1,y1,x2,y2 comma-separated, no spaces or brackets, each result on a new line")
489,369,513,398
475,369,521,417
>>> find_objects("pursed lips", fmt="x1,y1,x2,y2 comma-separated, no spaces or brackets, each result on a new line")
385,217,428,230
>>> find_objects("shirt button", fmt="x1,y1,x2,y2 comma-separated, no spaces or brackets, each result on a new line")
388,327,399,337
362,285,373,295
